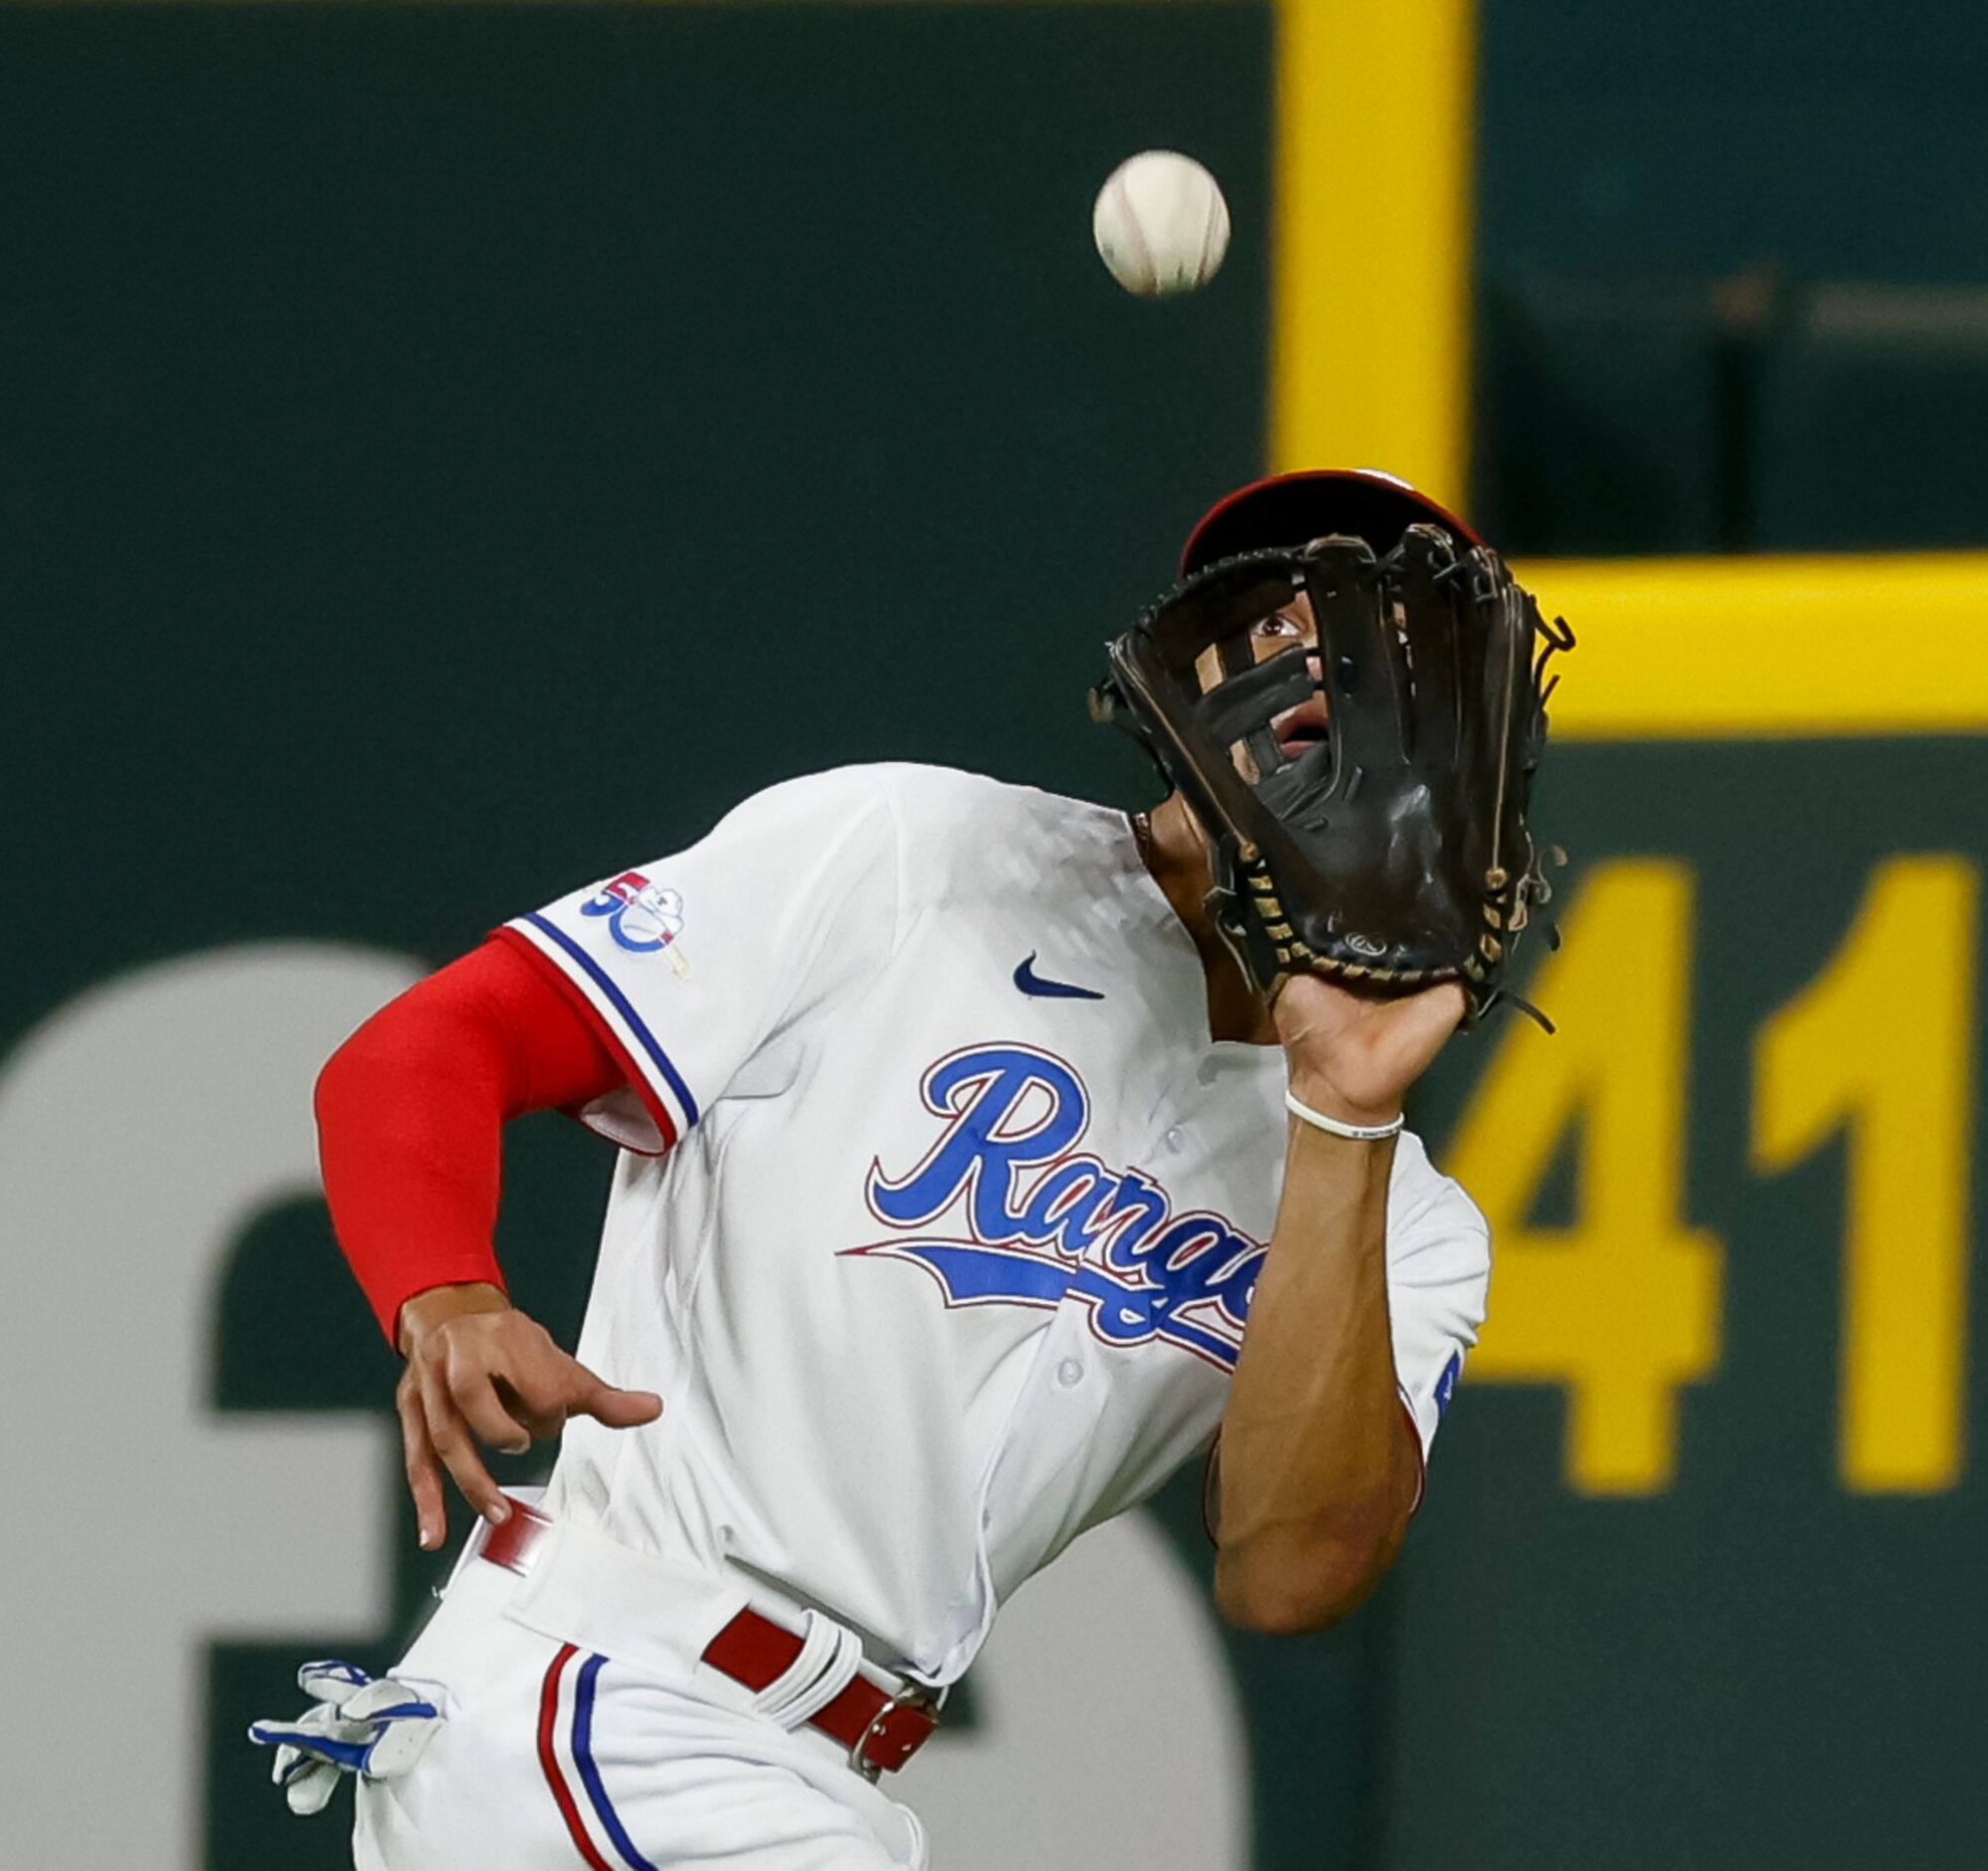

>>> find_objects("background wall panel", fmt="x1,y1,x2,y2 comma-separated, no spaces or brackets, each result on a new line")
6,3,1987,1868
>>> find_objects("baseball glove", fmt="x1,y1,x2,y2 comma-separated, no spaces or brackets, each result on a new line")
1092,525,1571,1023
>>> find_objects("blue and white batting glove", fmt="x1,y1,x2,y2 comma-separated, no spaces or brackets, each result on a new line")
246,1660,443,1816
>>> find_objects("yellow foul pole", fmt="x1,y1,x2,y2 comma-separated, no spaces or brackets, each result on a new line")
1272,0,1476,503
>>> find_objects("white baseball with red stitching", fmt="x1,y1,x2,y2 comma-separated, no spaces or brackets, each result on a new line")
1091,150,1231,297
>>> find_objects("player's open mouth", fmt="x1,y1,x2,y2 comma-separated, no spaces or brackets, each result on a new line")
1273,696,1329,760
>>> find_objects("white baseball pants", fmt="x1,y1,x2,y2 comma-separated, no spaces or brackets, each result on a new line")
354,1520,929,1871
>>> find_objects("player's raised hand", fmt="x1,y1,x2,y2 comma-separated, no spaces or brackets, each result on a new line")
395,1282,663,1550
1271,972,1467,1128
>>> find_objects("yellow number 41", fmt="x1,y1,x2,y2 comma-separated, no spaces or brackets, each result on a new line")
1443,857,1978,1496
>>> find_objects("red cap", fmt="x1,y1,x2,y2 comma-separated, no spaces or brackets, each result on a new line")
1180,468,1483,575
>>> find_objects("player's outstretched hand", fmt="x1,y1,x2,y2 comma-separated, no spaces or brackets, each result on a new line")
396,1282,664,1549
1271,973,1467,1129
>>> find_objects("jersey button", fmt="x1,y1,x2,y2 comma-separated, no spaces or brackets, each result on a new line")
1055,1357,1085,1389
1164,1126,1185,1152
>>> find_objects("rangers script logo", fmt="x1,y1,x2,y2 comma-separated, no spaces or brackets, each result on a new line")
844,1043,1264,1371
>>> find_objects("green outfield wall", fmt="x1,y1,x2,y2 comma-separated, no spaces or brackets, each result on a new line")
3,6,1984,1869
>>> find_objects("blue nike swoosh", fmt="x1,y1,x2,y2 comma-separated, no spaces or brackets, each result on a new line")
1013,952,1105,1000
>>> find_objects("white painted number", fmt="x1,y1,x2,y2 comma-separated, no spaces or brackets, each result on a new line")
0,945,417,1867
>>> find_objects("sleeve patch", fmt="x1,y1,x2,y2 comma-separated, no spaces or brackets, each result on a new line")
581,871,690,969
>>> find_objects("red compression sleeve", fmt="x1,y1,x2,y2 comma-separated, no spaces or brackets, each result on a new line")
315,936,627,1345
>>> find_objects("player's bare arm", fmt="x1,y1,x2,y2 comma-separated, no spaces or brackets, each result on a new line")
1212,972,1464,1633
1136,786,1464,1633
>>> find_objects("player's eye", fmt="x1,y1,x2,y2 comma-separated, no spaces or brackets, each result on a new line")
1253,611,1303,640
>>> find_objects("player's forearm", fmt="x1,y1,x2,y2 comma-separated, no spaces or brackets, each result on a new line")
1213,1120,1420,1635
315,999,513,1345
315,936,628,1344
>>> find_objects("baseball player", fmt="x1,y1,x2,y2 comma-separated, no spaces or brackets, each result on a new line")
253,470,1557,1870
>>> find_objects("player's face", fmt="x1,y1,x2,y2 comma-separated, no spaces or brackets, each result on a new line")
1251,588,1327,759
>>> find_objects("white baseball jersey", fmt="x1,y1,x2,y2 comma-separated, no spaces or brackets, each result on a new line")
504,763,1489,1687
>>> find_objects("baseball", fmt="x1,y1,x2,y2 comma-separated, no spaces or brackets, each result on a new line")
1091,150,1231,297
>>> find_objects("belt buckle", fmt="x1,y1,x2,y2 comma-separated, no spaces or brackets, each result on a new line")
848,1683,939,1782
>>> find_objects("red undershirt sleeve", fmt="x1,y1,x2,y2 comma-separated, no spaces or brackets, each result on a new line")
315,936,629,1346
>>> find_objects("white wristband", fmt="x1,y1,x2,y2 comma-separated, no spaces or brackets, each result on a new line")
1283,1089,1404,1142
